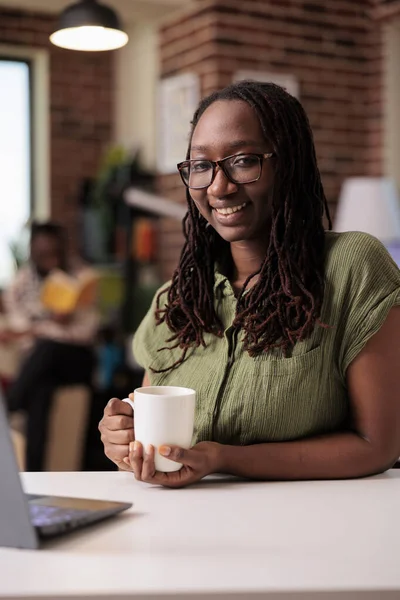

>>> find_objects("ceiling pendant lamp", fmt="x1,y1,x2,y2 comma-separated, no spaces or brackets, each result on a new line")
50,0,129,52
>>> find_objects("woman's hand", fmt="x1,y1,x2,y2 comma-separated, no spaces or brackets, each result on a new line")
98,396,134,471
126,441,222,488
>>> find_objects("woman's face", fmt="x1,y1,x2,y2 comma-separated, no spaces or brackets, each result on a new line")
189,99,275,244
31,234,63,277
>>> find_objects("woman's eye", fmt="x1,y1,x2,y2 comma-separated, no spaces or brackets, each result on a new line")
192,161,211,172
233,155,258,168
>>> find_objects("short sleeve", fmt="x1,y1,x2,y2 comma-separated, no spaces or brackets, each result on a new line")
338,233,400,376
132,282,172,372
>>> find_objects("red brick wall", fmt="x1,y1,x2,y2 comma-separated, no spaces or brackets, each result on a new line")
370,0,400,20
0,8,113,251
157,0,387,281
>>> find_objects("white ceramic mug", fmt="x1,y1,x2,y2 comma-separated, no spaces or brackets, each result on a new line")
122,386,196,472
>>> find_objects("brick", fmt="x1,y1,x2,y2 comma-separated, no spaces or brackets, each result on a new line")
160,14,216,47
370,0,400,21
161,27,218,61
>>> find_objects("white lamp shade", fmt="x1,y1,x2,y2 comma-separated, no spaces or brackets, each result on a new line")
50,0,128,52
50,26,128,51
334,177,400,243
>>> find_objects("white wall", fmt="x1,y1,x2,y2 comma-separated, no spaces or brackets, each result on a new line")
113,22,159,170
384,21,400,189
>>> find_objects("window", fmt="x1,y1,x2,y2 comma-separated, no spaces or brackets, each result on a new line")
0,59,32,287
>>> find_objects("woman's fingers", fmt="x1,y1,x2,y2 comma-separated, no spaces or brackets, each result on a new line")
101,414,133,431
104,398,133,417
101,428,134,445
141,444,156,481
117,458,133,472
129,441,144,480
103,442,130,464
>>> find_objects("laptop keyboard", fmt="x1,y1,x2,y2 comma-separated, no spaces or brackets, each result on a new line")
29,503,89,527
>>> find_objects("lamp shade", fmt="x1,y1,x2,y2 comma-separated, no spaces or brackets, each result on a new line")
50,0,128,52
334,177,400,244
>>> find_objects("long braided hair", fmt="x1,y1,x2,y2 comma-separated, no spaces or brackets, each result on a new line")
154,80,331,373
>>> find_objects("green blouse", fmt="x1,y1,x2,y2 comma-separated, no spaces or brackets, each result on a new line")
133,232,400,446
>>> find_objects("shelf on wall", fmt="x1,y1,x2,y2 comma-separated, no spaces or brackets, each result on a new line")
124,187,186,221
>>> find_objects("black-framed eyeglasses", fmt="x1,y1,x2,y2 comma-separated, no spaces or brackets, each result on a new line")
177,152,275,190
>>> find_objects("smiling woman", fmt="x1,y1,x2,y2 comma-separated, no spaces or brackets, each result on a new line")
99,80,400,488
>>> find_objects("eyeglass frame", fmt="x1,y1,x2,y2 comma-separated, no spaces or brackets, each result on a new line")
176,152,276,190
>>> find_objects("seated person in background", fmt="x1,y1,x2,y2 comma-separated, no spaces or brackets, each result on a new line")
3,221,99,471
99,80,400,487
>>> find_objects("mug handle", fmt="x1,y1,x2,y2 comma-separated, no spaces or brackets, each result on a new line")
122,397,134,411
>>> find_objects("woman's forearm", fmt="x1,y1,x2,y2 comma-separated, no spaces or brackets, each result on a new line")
217,432,399,480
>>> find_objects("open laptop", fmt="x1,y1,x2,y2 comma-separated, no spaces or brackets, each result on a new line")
0,391,132,550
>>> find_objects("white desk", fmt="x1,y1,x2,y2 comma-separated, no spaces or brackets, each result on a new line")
1,471,400,600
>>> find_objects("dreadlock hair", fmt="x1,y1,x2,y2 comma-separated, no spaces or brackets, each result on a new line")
154,80,332,373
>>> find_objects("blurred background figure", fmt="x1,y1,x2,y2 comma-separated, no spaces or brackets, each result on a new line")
1,222,99,471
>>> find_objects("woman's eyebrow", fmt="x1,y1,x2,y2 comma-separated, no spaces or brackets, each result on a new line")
191,139,263,153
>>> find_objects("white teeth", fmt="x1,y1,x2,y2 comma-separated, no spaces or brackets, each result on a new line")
215,202,247,215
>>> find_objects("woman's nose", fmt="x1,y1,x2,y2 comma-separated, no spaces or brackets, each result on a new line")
207,166,238,197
